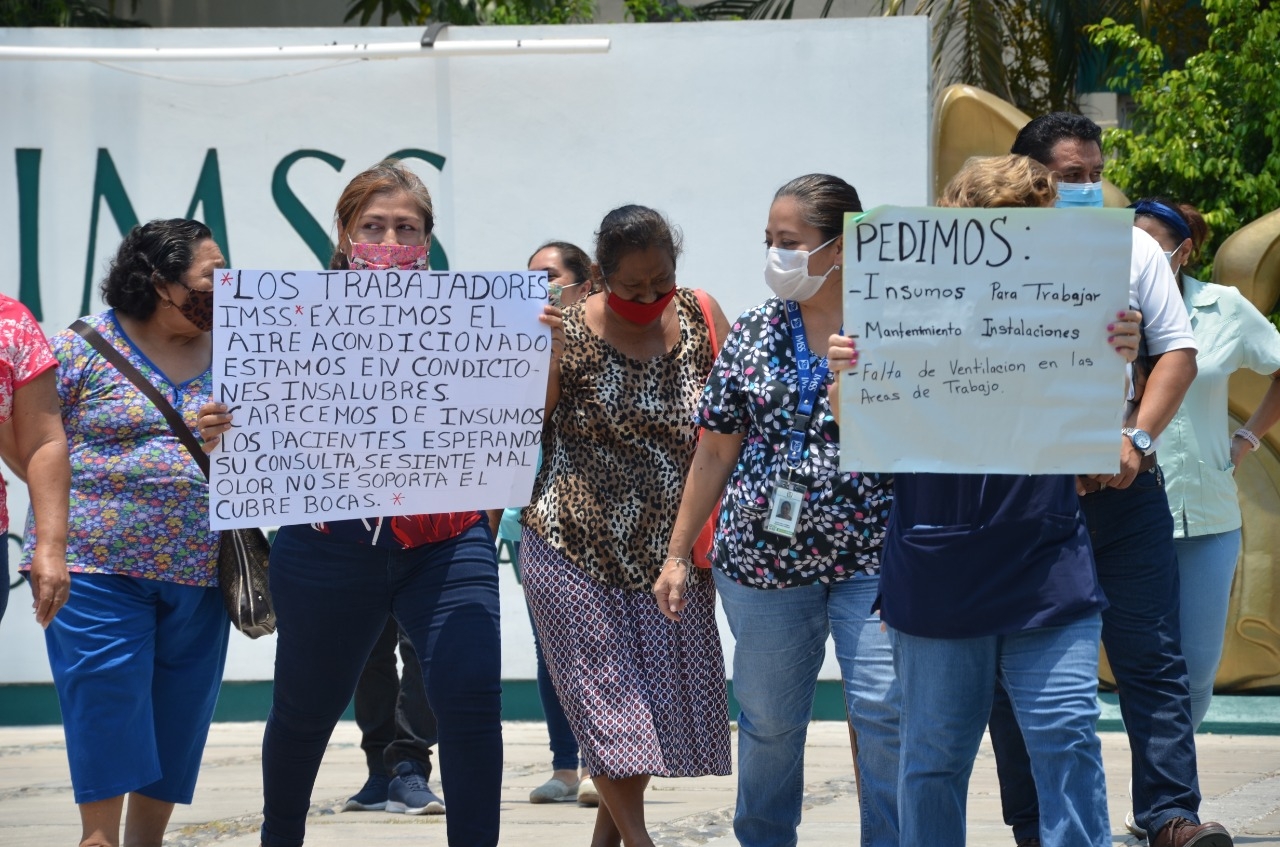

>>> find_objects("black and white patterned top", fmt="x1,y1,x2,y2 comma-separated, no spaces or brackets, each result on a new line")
697,297,892,588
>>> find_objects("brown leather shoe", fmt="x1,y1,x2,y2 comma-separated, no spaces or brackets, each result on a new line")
1151,818,1233,847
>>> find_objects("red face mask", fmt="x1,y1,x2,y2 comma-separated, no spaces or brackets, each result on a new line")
606,285,676,325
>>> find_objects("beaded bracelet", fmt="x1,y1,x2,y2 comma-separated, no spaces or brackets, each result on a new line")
1233,428,1261,452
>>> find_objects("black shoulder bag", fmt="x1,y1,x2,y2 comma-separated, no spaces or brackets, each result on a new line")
71,320,276,638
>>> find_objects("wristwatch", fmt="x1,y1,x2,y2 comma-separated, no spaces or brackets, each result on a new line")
1122,427,1156,456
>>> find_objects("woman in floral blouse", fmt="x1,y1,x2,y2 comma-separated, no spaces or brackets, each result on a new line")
657,174,899,847
27,219,229,847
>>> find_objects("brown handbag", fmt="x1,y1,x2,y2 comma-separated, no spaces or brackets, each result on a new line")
71,320,275,638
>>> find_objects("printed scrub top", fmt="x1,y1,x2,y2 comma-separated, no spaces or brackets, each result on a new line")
698,297,892,589
0,294,57,534
1162,276,1280,538
23,311,219,585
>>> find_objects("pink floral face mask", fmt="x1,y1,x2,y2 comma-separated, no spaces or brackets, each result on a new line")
348,242,429,270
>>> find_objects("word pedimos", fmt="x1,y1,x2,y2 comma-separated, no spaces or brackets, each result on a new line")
837,206,1132,475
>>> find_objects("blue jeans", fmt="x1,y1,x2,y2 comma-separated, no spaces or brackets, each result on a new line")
1176,530,1240,729
714,569,899,847
514,539,580,772
990,469,1201,837
894,616,1108,847
260,523,502,847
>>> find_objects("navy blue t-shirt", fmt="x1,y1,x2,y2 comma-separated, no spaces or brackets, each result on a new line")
880,473,1106,639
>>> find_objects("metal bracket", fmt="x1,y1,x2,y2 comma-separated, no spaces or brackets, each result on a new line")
421,23,450,48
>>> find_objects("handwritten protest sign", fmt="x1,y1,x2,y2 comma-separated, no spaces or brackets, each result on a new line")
837,206,1132,475
209,269,550,530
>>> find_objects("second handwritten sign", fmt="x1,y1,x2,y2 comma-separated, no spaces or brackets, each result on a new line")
838,206,1132,475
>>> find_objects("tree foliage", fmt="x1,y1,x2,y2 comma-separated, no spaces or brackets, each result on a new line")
1091,0,1280,276
0,0,144,26
344,0,593,25
877,1,1209,116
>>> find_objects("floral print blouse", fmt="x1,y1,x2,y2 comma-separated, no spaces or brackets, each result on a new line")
23,311,219,585
698,297,892,588
0,295,57,534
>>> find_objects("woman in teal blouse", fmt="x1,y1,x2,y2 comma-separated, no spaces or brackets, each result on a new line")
1134,197,1280,729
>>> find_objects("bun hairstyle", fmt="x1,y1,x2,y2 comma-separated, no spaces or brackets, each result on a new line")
330,159,435,270
773,174,863,240
101,218,214,320
594,205,682,280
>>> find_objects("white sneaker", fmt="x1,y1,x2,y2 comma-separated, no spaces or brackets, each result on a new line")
1126,778,1147,840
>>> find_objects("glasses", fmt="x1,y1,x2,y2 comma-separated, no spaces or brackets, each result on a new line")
548,279,587,306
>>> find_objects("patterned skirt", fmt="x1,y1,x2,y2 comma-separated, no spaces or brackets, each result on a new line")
521,530,732,780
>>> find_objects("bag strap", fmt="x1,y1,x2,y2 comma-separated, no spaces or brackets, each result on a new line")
693,288,718,353
70,319,211,480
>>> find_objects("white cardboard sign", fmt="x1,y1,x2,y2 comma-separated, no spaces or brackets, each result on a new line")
838,206,1133,475
209,268,549,529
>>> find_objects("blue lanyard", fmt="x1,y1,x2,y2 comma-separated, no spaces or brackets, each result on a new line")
785,299,829,469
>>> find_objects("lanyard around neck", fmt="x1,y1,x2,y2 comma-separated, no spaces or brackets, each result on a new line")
784,299,831,469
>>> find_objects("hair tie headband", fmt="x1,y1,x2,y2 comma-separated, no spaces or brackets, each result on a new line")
1131,200,1193,246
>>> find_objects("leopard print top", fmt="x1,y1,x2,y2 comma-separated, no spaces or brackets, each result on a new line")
523,288,714,591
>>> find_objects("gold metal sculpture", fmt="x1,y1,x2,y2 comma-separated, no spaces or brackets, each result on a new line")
934,84,1280,691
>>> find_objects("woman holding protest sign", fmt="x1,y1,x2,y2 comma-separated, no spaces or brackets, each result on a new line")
826,154,1143,847
1133,197,1280,731
200,159,537,847
520,204,732,847
655,173,900,847
25,218,229,847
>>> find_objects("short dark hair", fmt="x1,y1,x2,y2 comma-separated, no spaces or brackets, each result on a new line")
529,240,593,290
1011,113,1103,166
594,205,682,279
773,174,863,240
101,218,214,320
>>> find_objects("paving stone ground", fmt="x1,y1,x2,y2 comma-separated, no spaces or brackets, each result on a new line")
2,720,1279,846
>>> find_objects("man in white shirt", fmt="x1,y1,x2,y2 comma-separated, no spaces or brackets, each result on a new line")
987,113,1232,847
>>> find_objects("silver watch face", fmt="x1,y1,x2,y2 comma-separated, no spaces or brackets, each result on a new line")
1130,429,1153,451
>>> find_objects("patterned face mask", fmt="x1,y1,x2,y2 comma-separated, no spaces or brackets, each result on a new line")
348,242,429,270
177,285,214,332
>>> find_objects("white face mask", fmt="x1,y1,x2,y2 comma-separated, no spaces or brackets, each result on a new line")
764,236,839,302
1163,250,1183,277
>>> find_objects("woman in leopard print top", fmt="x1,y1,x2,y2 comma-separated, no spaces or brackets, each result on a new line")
521,205,733,847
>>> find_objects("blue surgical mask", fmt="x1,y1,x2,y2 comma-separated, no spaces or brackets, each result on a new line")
1055,181,1105,209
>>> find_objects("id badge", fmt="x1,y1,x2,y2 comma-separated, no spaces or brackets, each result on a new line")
764,479,807,538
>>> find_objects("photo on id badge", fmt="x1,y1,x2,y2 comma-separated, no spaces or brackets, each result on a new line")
765,480,806,538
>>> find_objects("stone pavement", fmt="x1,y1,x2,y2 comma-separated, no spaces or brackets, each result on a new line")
2,720,1279,846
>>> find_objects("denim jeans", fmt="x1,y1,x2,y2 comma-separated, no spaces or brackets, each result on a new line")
894,616,1108,847
1175,529,1240,729
353,617,438,778
514,539,580,772
714,569,899,847
990,469,1201,838
260,522,502,847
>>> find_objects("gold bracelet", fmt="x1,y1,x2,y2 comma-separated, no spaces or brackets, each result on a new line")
664,556,692,569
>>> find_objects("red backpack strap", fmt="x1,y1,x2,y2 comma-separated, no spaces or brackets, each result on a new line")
693,288,718,352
